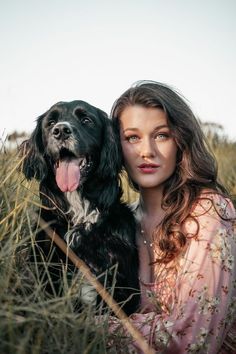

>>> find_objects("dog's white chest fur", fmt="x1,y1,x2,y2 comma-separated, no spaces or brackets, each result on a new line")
65,191,100,229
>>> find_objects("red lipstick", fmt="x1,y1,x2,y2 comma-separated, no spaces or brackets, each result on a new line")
138,163,160,173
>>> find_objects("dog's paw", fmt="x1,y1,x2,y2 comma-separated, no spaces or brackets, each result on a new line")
64,229,82,249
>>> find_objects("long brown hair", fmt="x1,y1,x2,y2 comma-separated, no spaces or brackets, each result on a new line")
111,80,229,263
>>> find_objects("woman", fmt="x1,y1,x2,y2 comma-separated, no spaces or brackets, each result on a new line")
109,81,236,353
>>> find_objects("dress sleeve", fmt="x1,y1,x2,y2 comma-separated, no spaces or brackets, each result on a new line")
109,195,236,354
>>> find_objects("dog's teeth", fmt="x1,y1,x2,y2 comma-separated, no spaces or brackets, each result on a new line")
79,158,86,169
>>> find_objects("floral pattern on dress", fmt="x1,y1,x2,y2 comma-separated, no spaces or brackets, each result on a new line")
108,193,236,354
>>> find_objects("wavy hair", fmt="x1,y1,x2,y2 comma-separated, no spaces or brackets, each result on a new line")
111,80,229,263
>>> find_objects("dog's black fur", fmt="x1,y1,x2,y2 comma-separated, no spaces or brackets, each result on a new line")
20,100,140,315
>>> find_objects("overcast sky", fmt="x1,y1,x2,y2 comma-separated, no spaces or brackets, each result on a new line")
1,0,236,140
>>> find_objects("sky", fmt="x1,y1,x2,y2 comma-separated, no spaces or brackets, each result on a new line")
1,0,236,140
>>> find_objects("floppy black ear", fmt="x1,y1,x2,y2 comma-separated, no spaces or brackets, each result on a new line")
19,114,48,181
96,109,122,179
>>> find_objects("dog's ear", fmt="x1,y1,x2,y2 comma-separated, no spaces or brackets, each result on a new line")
19,114,48,181
96,109,122,179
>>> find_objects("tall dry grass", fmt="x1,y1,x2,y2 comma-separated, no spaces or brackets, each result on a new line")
1,126,235,353
0,146,111,354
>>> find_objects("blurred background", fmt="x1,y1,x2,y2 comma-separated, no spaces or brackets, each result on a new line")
1,0,236,141
0,3,236,353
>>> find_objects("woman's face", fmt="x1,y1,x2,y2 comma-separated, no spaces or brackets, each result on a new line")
119,105,178,190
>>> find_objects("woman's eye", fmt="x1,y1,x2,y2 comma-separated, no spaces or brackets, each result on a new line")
126,135,139,143
154,132,169,140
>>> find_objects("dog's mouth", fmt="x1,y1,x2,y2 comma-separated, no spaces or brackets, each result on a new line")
54,148,92,192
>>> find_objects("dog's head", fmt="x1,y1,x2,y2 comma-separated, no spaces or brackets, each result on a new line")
20,100,122,194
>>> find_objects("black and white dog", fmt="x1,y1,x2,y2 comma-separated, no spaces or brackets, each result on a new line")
21,100,140,315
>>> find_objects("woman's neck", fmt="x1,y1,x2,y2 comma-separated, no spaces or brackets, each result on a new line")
138,187,165,251
139,186,164,218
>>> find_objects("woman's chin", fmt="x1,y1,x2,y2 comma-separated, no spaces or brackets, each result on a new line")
132,177,165,190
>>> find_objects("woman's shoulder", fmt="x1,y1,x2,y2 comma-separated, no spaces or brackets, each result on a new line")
183,191,236,250
191,190,236,220
182,191,235,238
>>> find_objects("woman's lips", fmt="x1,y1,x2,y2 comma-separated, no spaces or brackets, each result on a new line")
138,163,160,173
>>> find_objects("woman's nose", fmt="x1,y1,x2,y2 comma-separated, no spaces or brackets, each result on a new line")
139,138,155,158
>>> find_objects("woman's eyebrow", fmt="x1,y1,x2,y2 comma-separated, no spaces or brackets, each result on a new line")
153,124,169,131
123,124,169,133
123,127,139,133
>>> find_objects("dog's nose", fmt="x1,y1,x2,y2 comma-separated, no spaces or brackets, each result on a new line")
52,123,72,140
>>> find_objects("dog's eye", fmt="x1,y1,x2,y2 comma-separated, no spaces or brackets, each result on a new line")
80,117,92,124
48,120,56,127
47,110,59,127
74,108,92,124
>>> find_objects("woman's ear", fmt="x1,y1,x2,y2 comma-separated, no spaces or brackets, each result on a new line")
19,114,48,181
96,109,122,180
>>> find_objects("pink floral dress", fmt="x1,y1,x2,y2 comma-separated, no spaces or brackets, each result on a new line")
109,193,236,353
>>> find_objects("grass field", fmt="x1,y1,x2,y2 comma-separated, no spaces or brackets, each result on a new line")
0,146,118,354
0,130,235,353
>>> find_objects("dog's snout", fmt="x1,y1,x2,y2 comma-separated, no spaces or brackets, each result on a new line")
52,123,72,140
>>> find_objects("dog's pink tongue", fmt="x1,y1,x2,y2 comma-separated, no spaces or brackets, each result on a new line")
56,160,80,192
